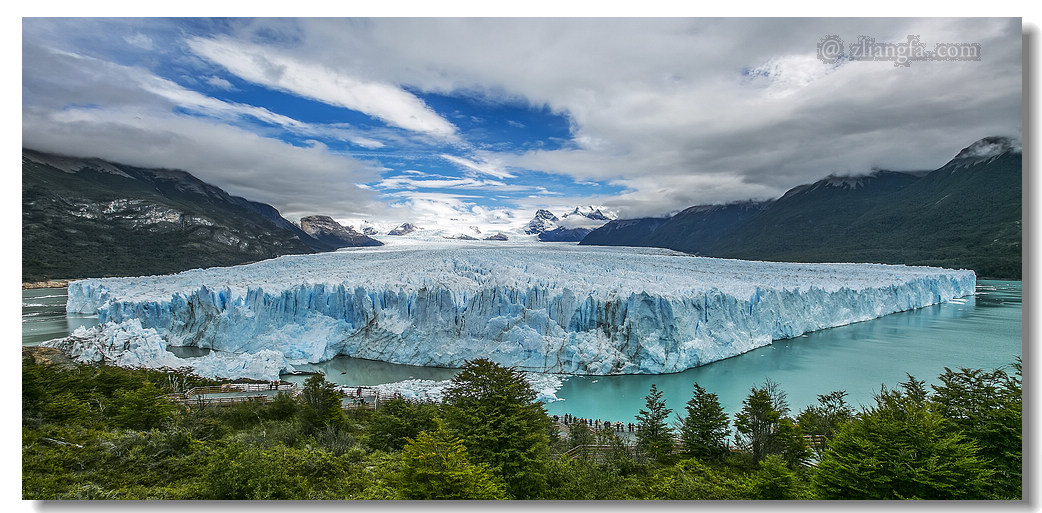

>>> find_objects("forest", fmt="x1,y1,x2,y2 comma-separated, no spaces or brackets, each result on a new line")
22,351,1021,500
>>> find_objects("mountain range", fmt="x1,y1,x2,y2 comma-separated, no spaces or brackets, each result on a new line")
525,206,618,241
23,136,1021,282
580,137,1022,279
22,149,372,282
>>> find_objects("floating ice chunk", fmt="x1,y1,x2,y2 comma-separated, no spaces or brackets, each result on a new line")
368,379,449,403
187,349,293,382
364,372,564,404
44,319,182,369
43,320,294,381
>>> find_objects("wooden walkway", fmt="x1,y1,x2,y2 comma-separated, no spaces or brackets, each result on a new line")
561,434,827,466
562,444,638,462
167,382,298,408
341,387,383,411
167,382,385,412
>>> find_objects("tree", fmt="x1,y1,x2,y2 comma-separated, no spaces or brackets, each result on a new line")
41,392,91,425
746,454,806,500
21,354,48,421
773,417,810,468
644,458,744,500
813,375,992,499
796,390,853,458
566,421,596,460
366,397,439,452
930,362,1022,499
678,382,730,459
396,426,507,500
734,379,794,464
261,391,299,422
595,424,639,473
441,358,551,499
298,374,344,433
223,401,264,431
204,442,308,499
635,384,674,461
110,381,176,430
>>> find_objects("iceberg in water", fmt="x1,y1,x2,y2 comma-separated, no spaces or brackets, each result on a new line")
63,241,976,376
367,373,565,404
43,319,294,381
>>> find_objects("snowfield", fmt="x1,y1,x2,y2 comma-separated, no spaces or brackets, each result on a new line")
59,240,975,380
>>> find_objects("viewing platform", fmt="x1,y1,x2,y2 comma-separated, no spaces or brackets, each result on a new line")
166,382,384,411
167,382,297,408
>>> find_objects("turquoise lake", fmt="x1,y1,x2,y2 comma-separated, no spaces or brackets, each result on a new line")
22,280,1022,422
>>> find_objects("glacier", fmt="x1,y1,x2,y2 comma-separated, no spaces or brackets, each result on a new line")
63,240,976,377
43,319,294,381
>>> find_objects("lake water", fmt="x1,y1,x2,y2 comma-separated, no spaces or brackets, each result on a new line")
22,280,1021,421
21,287,98,346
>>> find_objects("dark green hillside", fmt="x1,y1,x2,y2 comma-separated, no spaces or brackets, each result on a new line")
640,201,772,255
581,138,1022,279
712,153,1021,278
581,202,769,253
851,152,1021,278
22,149,324,282
706,172,918,258
578,217,670,247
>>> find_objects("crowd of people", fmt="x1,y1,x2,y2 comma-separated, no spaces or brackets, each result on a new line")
552,413,635,434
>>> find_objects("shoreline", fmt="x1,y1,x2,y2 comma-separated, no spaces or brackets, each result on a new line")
23,280,69,290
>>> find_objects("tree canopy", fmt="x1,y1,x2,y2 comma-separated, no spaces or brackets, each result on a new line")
397,425,507,500
930,362,1022,499
441,358,552,499
813,376,993,499
678,382,730,459
635,384,675,461
21,348,1020,501
734,379,806,465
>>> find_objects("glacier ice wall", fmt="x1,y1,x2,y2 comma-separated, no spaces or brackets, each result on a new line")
42,319,293,381
66,242,976,375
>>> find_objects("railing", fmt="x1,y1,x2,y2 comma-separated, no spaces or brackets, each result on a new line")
562,444,639,461
167,382,391,411
342,399,377,411
797,434,827,468
167,381,298,408
342,388,382,411
184,382,295,397
185,394,279,407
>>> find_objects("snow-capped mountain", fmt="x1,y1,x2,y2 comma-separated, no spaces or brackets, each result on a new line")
387,222,420,236
524,206,619,242
939,135,1021,172
441,225,510,241
563,206,616,223
524,209,559,235
356,220,391,236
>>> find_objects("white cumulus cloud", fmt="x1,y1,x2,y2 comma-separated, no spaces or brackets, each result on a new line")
186,36,459,140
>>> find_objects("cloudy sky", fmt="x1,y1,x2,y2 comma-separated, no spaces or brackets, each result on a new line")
21,17,1022,232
